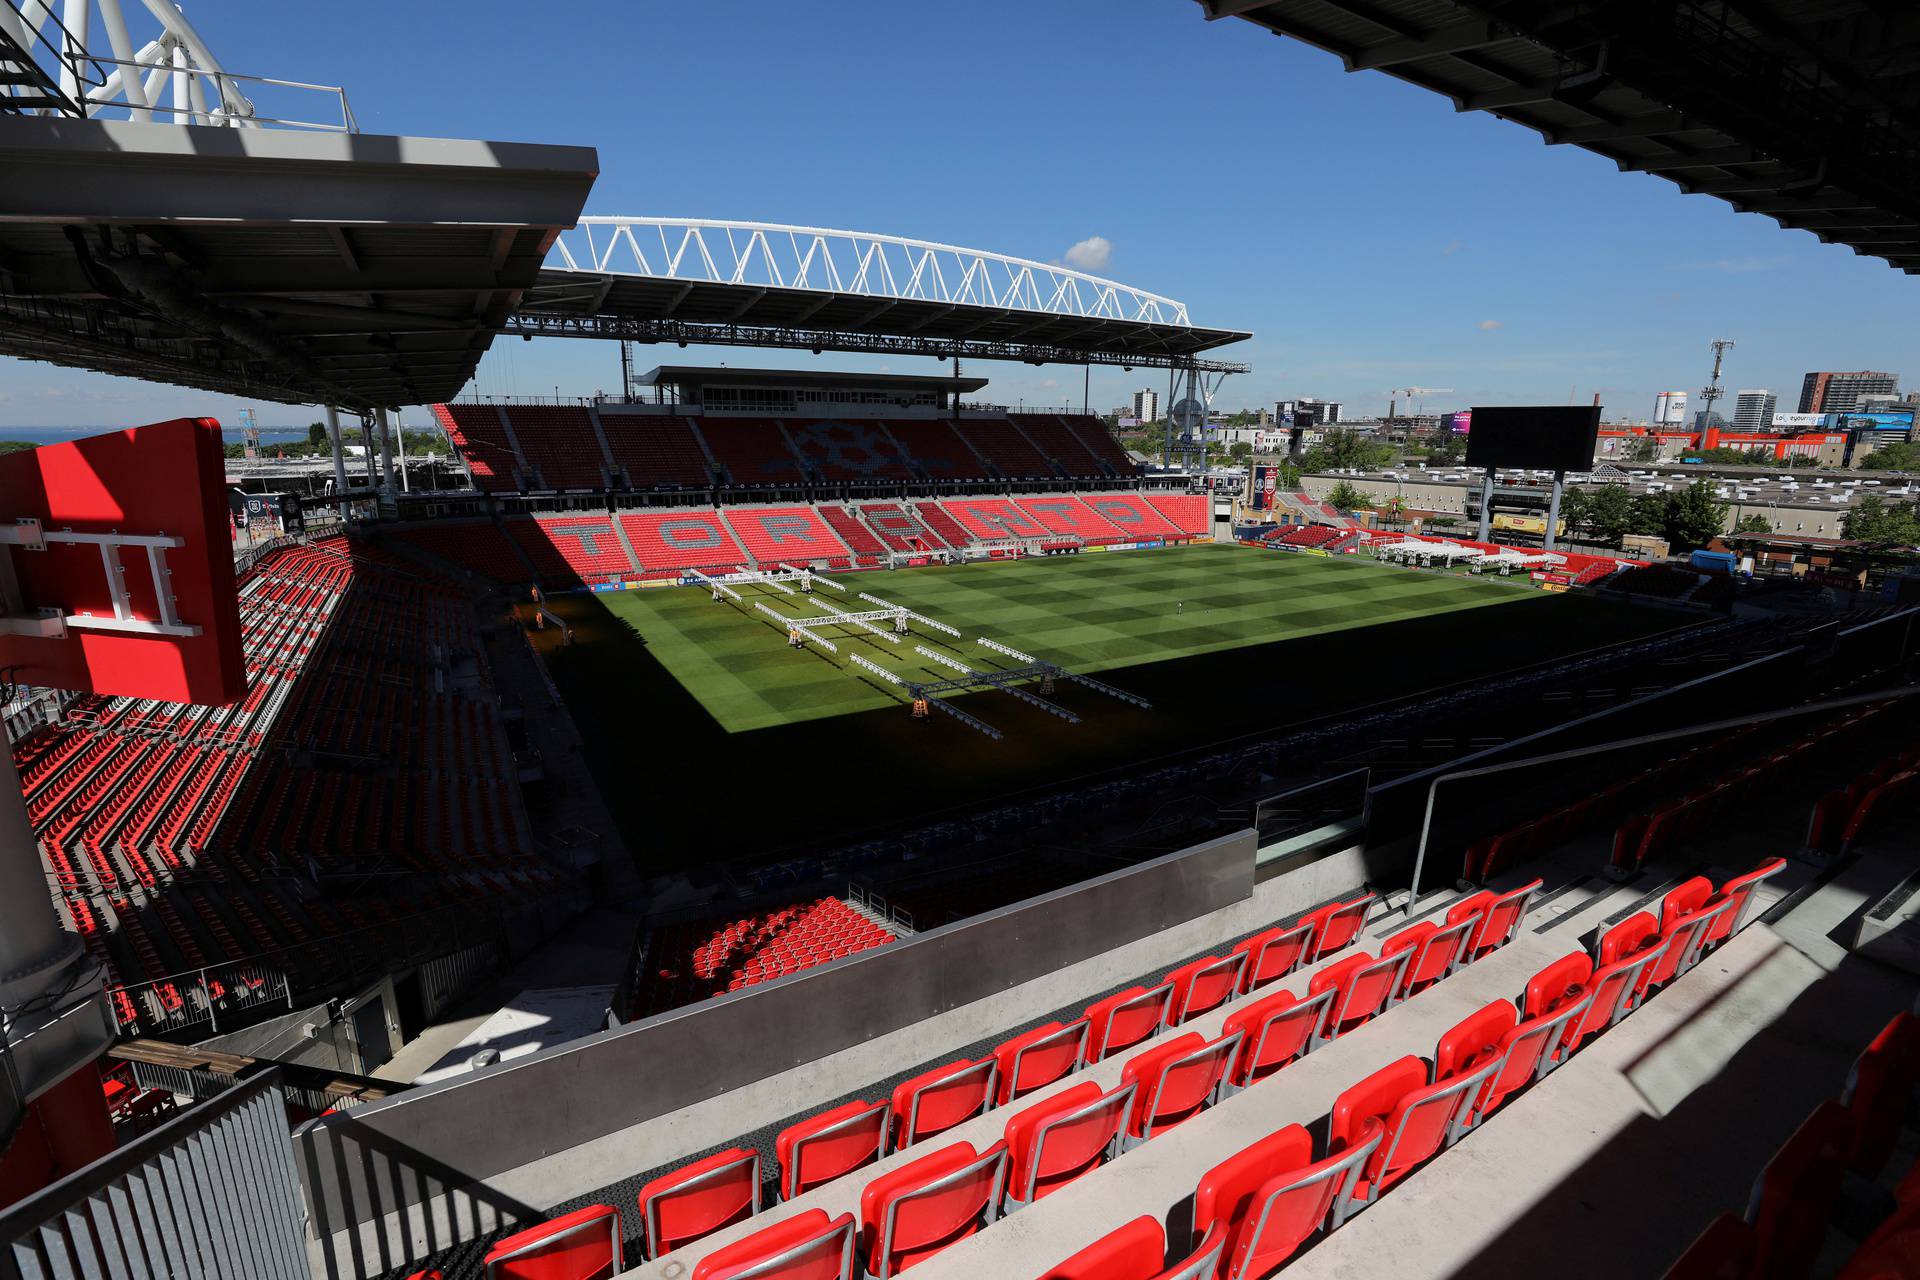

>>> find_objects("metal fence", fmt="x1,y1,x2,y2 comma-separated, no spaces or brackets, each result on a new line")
0,1070,309,1280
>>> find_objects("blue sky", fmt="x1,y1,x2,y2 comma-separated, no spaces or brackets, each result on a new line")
7,0,1916,428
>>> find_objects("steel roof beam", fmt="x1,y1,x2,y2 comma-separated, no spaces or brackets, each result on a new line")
1348,19,1509,71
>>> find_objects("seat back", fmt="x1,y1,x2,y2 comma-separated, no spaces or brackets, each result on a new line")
1660,875,1714,934
1482,1007,1574,1113
1469,879,1541,953
1084,985,1173,1062
1376,1061,1498,1192
1642,908,1717,992
862,1141,1007,1279
1745,1103,1854,1280
777,1099,891,1200
484,1204,622,1280
1224,988,1332,1087
1307,894,1374,960
1565,949,1661,1050
1705,857,1786,946
1384,917,1473,995
1236,1135,1381,1269
1597,911,1659,966
1315,950,1410,1037
1434,1000,1517,1080
1841,1011,1920,1177
1193,1123,1314,1280
1163,953,1248,1025
1524,952,1593,1017
892,1059,997,1150
1445,890,1494,944
994,1020,1089,1104
640,1149,760,1260
1032,1215,1164,1280
691,1209,857,1280
1003,1082,1134,1206
1233,920,1313,991
1123,1031,1240,1140
1329,1055,1427,1165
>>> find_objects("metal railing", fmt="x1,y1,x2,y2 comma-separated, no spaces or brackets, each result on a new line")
0,1070,309,1280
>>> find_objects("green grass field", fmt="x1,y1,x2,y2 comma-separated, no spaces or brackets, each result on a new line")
534,544,1680,871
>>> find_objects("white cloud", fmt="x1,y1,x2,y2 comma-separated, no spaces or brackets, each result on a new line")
1040,377,1060,389
1443,239,1464,256
1477,319,1504,331
1063,236,1112,271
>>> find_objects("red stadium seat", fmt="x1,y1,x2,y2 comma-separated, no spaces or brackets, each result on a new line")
1194,1123,1365,1278
1381,916,1474,998
891,1059,998,1151
1231,920,1314,991
777,1099,891,1200
1524,953,1593,1019
859,1140,1007,1278
1308,950,1410,1040
1747,1103,1855,1280
1458,879,1542,957
1561,950,1663,1054
1300,894,1374,961
1841,1011,1920,1177
1161,953,1248,1026
1154,1223,1228,1280
638,1148,760,1260
1597,912,1661,966
1002,1081,1132,1208
1435,1001,1516,1082
1223,987,1333,1090
1703,857,1787,949
1033,1215,1164,1280
1661,876,1715,934
1662,1212,1756,1280
1084,985,1174,1063
483,1204,622,1280
691,1209,857,1280
1330,1055,1491,1209
994,1020,1090,1104
1120,1032,1239,1144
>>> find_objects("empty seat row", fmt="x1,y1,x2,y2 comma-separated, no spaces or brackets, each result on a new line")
1029,860,1783,1280
1666,1007,1920,1279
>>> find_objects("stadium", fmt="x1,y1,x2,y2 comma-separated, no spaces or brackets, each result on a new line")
0,4,1918,1280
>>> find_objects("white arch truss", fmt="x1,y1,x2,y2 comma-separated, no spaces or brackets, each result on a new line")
549,218,1195,327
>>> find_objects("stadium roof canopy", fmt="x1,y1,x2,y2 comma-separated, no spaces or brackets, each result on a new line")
510,218,1252,372
1201,1,1920,273
0,116,597,411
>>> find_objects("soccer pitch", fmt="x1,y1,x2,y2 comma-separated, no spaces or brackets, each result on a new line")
536,543,1680,867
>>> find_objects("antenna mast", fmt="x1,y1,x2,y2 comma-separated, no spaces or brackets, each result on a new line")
1699,339,1735,427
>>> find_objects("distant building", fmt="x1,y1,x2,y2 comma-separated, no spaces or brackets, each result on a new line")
1276,398,1342,426
1732,390,1777,431
1653,390,1689,425
1130,388,1161,423
1799,370,1897,414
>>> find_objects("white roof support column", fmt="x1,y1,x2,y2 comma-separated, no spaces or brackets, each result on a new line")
325,404,349,520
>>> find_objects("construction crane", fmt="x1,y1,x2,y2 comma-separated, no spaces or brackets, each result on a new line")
1387,387,1455,419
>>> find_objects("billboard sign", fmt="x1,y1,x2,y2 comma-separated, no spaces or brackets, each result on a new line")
1251,464,1279,510
1464,405,1602,472
1771,412,1823,429
1448,410,1472,434
1830,409,1916,431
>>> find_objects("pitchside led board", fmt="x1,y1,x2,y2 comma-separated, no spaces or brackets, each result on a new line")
1464,405,1603,474
0,418,245,706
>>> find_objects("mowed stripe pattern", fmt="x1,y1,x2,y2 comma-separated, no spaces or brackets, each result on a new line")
597,545,1553,733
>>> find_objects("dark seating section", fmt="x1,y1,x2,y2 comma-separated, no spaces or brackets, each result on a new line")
389,520,529,583
631,897,896,1018
598,412,714,489
1013,414,1112,478
503,406,607,491
784,419,916,482
702,419,810,487
953,418,1055,481
520,857,1781,1279
1609,564,1706,600
22,535,563,1038
433,404,521,492
1664,1009,1920,1279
